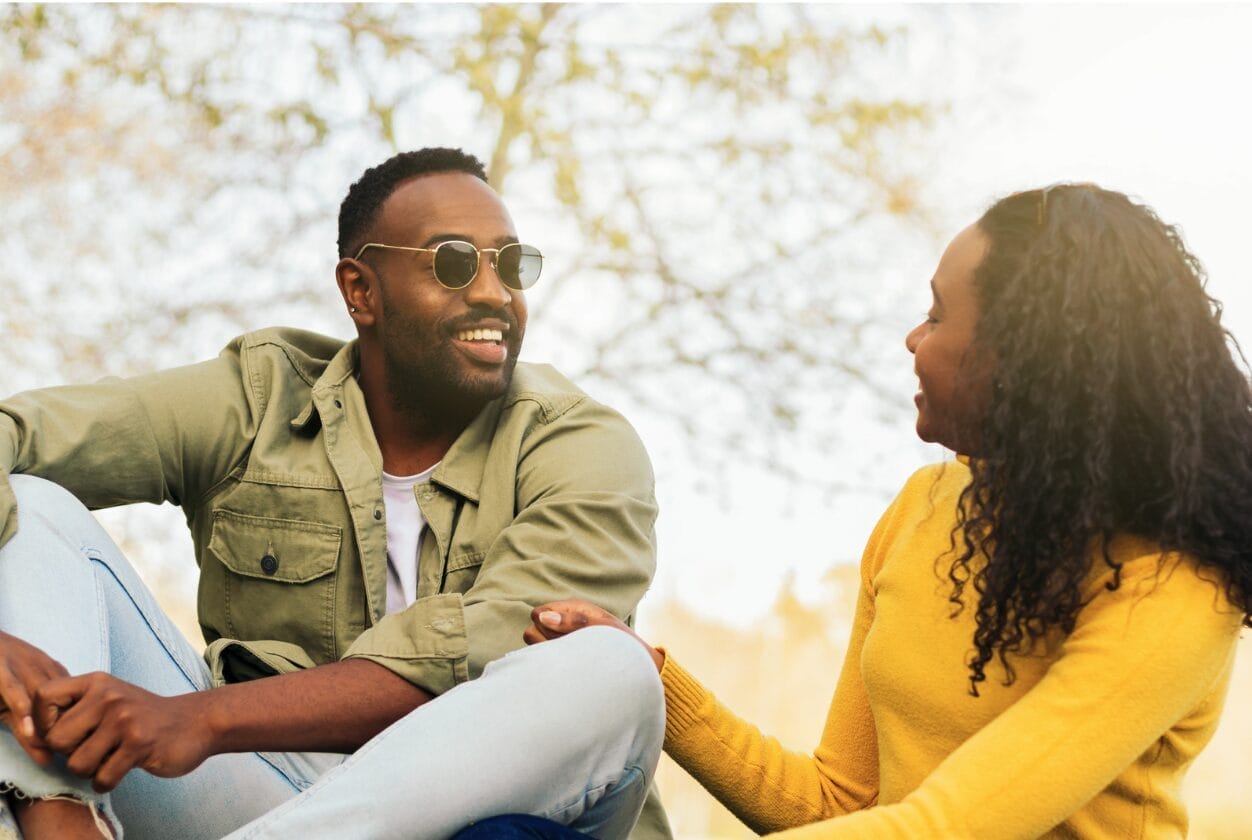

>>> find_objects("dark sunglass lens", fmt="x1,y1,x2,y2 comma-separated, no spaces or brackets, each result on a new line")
499,244,543,290
433,242,479,288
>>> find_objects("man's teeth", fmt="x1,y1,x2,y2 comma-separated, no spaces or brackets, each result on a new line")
456,328,504,342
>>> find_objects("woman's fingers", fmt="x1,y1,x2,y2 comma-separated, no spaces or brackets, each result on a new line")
524,600,663,672
530,600,623,634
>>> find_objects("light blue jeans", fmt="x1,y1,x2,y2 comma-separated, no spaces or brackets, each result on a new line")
0,476,663,839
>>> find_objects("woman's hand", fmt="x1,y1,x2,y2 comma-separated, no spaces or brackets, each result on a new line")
524,600,665,673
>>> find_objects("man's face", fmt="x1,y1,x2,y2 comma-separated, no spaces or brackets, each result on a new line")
363,172,528,416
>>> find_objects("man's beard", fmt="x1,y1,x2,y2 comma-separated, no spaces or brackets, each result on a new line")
379,291,521,422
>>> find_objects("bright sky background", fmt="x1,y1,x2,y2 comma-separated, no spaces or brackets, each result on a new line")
643,3,1252,628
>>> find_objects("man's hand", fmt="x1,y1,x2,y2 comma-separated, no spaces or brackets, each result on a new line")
32,673,214,793
0,630,69,766
523,600,665,672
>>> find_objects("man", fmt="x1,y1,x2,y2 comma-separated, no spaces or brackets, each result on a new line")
0,148,669,839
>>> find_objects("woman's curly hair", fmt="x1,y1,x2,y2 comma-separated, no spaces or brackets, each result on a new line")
950,183,1252,696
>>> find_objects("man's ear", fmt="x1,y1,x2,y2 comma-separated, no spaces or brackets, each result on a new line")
336,258,378,327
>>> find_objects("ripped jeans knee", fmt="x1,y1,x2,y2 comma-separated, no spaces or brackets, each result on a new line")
1,782,116,838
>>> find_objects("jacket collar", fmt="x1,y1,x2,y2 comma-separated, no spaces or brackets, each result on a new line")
289,339,359,432
429,397,503,504
289,338,500,504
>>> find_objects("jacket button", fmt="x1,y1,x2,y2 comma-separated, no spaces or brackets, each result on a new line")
334,399,343,408
260,554,279,575
374,509,382,520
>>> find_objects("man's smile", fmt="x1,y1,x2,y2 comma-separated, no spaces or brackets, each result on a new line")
455,328,505,343
451,322,511,365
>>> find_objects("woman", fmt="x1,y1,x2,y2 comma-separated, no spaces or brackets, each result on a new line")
473,184,1252,839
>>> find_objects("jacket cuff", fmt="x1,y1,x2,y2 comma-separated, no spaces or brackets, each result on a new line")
342,593,469,695
205,638,318,686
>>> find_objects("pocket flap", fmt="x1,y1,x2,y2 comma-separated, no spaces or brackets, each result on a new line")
208,510,341,583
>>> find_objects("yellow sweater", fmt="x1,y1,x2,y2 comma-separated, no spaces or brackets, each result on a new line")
661,462,1242,839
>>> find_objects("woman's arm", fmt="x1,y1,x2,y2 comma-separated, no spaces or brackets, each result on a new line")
767,552,1242,839
524,488,919,834
527,571,882,832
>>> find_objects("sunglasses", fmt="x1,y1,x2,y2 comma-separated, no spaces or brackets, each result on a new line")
353,240,543,291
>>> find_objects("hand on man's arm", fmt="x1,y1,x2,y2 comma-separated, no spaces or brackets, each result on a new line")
30,658,430,793
524,600,664,673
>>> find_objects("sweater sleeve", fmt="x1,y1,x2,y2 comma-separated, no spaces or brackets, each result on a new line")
660,495,907,833
768,553,1242,840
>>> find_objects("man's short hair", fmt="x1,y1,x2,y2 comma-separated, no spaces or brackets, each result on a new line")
337,148,489,258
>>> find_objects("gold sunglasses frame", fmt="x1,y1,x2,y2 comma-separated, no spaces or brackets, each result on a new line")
353,241,543,291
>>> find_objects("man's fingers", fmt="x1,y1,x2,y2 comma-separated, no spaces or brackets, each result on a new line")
42,658,70,681
0,664,33,724
39,704,98,755
0,667,50,762
0,636,73,762
25,743,56,766
0,715,53,765
33,676,99,752
32,674,89,712
33,694,66,739
63,725,119,781
32,672,98,736
90,742,140,793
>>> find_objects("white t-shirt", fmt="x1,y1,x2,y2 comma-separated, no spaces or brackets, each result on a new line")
382,465,437,614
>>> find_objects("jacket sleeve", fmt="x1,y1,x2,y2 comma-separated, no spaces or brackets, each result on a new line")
343,395,658,695
767,553,1241,840
0,341,259,547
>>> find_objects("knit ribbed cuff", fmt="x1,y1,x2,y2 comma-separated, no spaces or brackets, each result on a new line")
659,652,713,748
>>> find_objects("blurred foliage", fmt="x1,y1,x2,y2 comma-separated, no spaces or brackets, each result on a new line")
644,565,861,838
2,2,941,488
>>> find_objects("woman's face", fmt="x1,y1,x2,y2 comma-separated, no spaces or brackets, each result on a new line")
905,223,990,455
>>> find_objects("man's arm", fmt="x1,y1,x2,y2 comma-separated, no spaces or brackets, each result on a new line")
14,377,654,793
0,343,261,547
343,389,659,694
32,659,430,793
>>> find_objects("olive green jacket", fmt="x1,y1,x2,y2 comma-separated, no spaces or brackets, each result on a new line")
0,327,659,694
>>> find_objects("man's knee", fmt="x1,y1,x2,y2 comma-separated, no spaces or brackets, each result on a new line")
0,476,101,575
539,627,665,747
4,475,100,553
7,475,89,521
555,627,661,699
0,476,107,632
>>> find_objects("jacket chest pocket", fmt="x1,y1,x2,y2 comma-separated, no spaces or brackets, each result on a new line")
201,509,342,663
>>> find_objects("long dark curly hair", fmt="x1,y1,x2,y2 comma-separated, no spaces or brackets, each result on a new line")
950,183,1252,696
